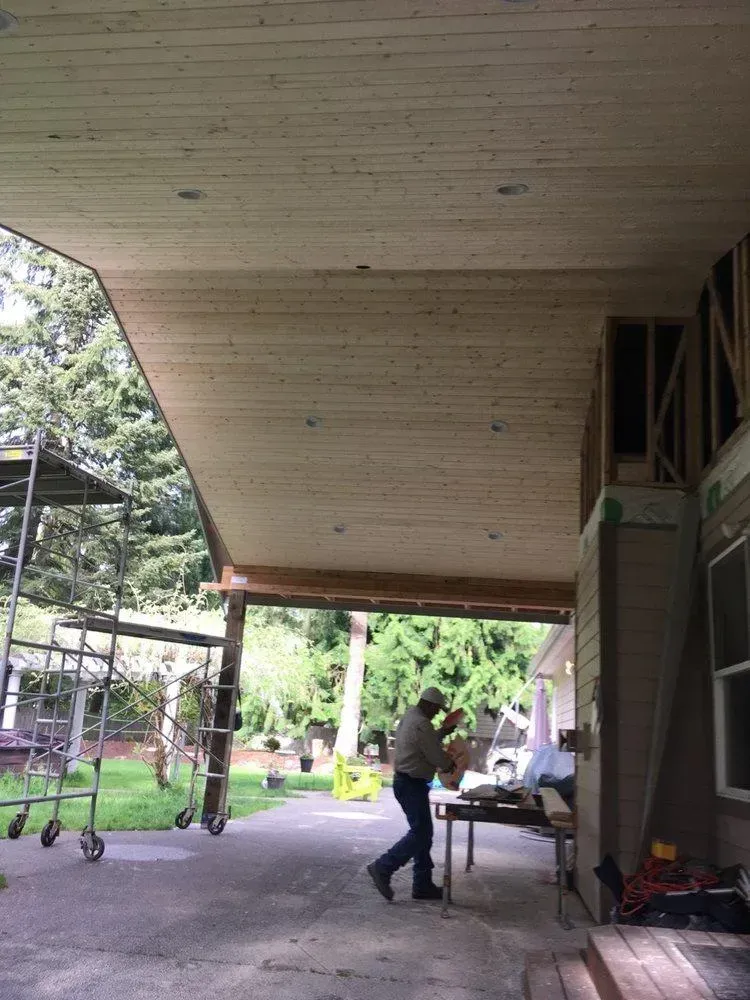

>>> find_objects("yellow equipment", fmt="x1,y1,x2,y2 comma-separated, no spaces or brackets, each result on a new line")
332,752,382,802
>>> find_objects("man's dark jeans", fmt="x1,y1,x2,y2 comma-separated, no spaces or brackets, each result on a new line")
375,772,434,889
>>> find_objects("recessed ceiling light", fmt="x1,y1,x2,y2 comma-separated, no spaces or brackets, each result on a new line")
355,264,371,270
488,531,504,541
305,415,322,428
497,183,529,196
176,189,206,200
490,420,508,434
333,524,347,534
0,9,18,32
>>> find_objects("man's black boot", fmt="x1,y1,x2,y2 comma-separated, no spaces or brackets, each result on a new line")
367,862,394,901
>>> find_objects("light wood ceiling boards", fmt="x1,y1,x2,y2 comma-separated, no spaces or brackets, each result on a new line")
102,268,697,583
1,1,749,596
0,2,749,270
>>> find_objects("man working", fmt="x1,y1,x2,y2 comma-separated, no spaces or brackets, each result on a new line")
367,687,457,901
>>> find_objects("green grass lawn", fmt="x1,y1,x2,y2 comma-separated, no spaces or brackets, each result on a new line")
0,759,336,839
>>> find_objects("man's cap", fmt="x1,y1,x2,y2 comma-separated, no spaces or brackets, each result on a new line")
419,686,447,708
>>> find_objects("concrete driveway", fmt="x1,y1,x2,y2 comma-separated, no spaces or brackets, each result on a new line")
0,789,590,999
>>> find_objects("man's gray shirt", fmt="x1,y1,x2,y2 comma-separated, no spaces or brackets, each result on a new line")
393,705,454,780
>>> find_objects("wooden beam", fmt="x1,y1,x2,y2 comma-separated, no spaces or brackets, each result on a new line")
539,786,574,829
600,323,615,487
742,238,750,418
654,445,685,488
733,244,742,405
685,318,703,483
709,298,720,458
646,318,656,482
708,270,743,403
201,565,575,613
653,329,687,442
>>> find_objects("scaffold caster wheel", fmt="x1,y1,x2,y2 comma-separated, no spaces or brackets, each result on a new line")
40,820,61,847
80,831,105,861
207,815,227,836
8,814,27,840
175,808,194,830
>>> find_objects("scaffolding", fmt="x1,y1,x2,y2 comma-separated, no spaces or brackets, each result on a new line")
0,433,240,859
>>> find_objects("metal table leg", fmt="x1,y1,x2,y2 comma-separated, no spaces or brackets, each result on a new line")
555,826,572,929
466,819,475,872
442,817,453,918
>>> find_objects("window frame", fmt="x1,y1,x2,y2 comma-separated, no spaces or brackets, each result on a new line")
708,534,750,802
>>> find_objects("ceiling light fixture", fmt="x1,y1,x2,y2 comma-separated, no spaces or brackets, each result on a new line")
487,531,504,541
305,415,322,429
497,183,529,196
176,189,206,200
333,524,347,534
490,420,508,434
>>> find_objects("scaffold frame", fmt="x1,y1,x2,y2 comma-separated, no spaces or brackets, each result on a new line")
0,432,240,858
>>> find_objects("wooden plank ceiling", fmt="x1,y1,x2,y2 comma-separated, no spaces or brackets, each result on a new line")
1,1,749,609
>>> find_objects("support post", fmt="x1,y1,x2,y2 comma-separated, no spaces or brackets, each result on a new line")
685,318,704,484
600,322,615,487
201,589,246,824
646,319,656,481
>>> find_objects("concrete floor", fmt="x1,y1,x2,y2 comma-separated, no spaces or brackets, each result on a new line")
0,790,592,1000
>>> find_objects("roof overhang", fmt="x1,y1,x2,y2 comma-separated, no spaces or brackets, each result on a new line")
201,564,573,623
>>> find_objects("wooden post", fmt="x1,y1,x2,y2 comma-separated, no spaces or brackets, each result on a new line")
733,245,742,405
600,323,615,486
709,299,720,458
741,238,750,417
646,319,656,481
685,318,704,484
201,589,246,823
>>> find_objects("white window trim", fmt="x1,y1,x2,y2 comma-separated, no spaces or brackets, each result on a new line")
709,537,750,802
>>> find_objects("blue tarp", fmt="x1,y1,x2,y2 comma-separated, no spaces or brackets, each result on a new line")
522,744,575,801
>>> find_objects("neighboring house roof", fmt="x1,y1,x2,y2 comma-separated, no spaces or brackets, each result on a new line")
529,621,575,679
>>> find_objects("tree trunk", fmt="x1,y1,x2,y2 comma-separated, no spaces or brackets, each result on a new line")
334,611,367,758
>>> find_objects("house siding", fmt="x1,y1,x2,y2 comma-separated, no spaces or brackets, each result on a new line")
575,531,602,920
554,666,576,733
702,469,750,868
612,525,675,878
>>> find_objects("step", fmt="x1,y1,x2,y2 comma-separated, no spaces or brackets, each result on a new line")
524,950,600,1000
587,925,725,1000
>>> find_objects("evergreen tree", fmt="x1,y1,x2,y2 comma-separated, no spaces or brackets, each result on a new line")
361,614,544,741
0,232,210,605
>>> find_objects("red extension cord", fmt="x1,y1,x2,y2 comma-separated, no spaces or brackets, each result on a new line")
620,856,719,918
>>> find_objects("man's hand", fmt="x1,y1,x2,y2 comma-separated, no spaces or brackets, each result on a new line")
438,723,456,739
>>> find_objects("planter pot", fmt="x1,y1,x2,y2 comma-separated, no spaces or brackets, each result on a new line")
266,775,286,789
300,757,313,773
